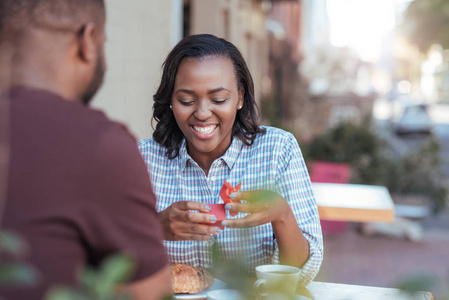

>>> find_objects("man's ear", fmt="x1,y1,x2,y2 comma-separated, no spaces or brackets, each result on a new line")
77,23,97,63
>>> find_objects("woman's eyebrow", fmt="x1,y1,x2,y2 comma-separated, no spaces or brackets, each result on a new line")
174,87,231,95
174,89,195,95
208,87,231,94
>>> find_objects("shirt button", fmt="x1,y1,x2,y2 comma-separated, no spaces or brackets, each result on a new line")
210,176,216,182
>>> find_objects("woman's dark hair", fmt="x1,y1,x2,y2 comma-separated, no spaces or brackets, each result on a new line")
152,34,265,159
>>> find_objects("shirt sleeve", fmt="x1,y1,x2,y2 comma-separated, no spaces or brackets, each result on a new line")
274,133,323,286
80,125,168,282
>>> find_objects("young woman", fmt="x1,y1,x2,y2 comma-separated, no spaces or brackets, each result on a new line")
138,34,323,286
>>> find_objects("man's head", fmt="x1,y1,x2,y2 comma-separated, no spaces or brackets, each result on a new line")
0,0,106,105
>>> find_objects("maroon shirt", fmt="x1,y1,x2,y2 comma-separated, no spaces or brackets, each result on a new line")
1,88,168,299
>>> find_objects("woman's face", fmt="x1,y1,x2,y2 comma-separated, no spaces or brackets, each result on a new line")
171,56,243,163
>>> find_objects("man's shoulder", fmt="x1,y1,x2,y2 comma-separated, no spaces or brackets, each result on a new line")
73,105,131,142
11,88,133,142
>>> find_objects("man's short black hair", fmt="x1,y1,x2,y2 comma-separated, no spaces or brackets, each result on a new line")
0,0,105,43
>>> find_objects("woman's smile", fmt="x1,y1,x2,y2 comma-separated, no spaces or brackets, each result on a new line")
191,123,218,137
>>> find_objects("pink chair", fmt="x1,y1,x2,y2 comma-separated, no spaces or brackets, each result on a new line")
310,161,351,184
310,161,351,234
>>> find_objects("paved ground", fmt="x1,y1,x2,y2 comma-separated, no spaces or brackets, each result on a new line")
314,213,449,299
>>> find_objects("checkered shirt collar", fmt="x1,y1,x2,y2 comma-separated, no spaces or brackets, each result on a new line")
177,136,244,172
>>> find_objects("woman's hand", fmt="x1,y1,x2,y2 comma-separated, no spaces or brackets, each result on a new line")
222,190,291,228
223,190,310,268
158,201,220,241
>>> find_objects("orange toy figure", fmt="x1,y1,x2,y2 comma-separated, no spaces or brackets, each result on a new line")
201,181,242,229
220,180,241,216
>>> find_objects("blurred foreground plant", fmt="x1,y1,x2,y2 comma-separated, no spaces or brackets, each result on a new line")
210,235,255,299
0,232,173,300
396,273,449,300
0,231,38,288
45,253,135,300
210,236,302,300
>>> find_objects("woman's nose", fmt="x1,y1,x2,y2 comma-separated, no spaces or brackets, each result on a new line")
194,101,212,120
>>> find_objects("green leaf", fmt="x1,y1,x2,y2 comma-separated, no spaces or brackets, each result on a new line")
45,286,89,300
91,253,135,298
395,274,437,293
0,263,38,286
79,267,98,292
0,231,28,257
100,253,135,282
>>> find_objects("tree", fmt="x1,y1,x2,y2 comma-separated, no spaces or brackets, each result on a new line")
401,0,449,52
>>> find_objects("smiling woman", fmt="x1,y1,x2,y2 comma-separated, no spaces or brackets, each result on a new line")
151,34,264,161
171,56,243,172
138,34,323,286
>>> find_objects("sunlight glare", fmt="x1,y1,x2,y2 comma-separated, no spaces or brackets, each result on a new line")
327,0,396,62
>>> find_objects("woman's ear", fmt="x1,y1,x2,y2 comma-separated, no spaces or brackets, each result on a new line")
238,88,244,109
77,23,97,63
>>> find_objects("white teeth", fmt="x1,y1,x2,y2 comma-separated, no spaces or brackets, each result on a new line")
193,125,216,135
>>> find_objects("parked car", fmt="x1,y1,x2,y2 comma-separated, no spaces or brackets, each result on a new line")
391,103,433,135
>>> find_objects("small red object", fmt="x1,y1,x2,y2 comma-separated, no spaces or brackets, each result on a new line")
202,204,226,230
219,180,241,216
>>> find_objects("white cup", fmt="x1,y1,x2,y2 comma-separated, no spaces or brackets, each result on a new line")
254,265,301,299
207,289,245,300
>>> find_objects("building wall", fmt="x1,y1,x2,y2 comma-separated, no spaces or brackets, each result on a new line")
92,0,183,140
189,0,269,104
270,1,303,63
301,0,329,53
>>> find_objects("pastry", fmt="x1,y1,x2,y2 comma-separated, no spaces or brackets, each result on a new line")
171,263,214,294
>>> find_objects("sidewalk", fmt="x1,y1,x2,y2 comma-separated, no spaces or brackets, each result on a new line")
314,218,449,299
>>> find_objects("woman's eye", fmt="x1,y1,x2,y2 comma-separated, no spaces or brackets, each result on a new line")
212,99,227,104
178,99,194,105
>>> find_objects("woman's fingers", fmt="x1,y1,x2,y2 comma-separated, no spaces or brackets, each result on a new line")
175,208,216,224
226,202,255,214
224,190,290,227
189,224,220,238
170,201,215,223
223,213,265,229
162,201,221,241
226,190,280,214
179,224,220,240
176,200,212,213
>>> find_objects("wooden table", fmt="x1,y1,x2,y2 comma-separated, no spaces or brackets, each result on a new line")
299,281,433,300
312,183,395,223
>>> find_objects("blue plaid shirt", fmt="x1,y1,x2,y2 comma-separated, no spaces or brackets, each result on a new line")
138,126,323,285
